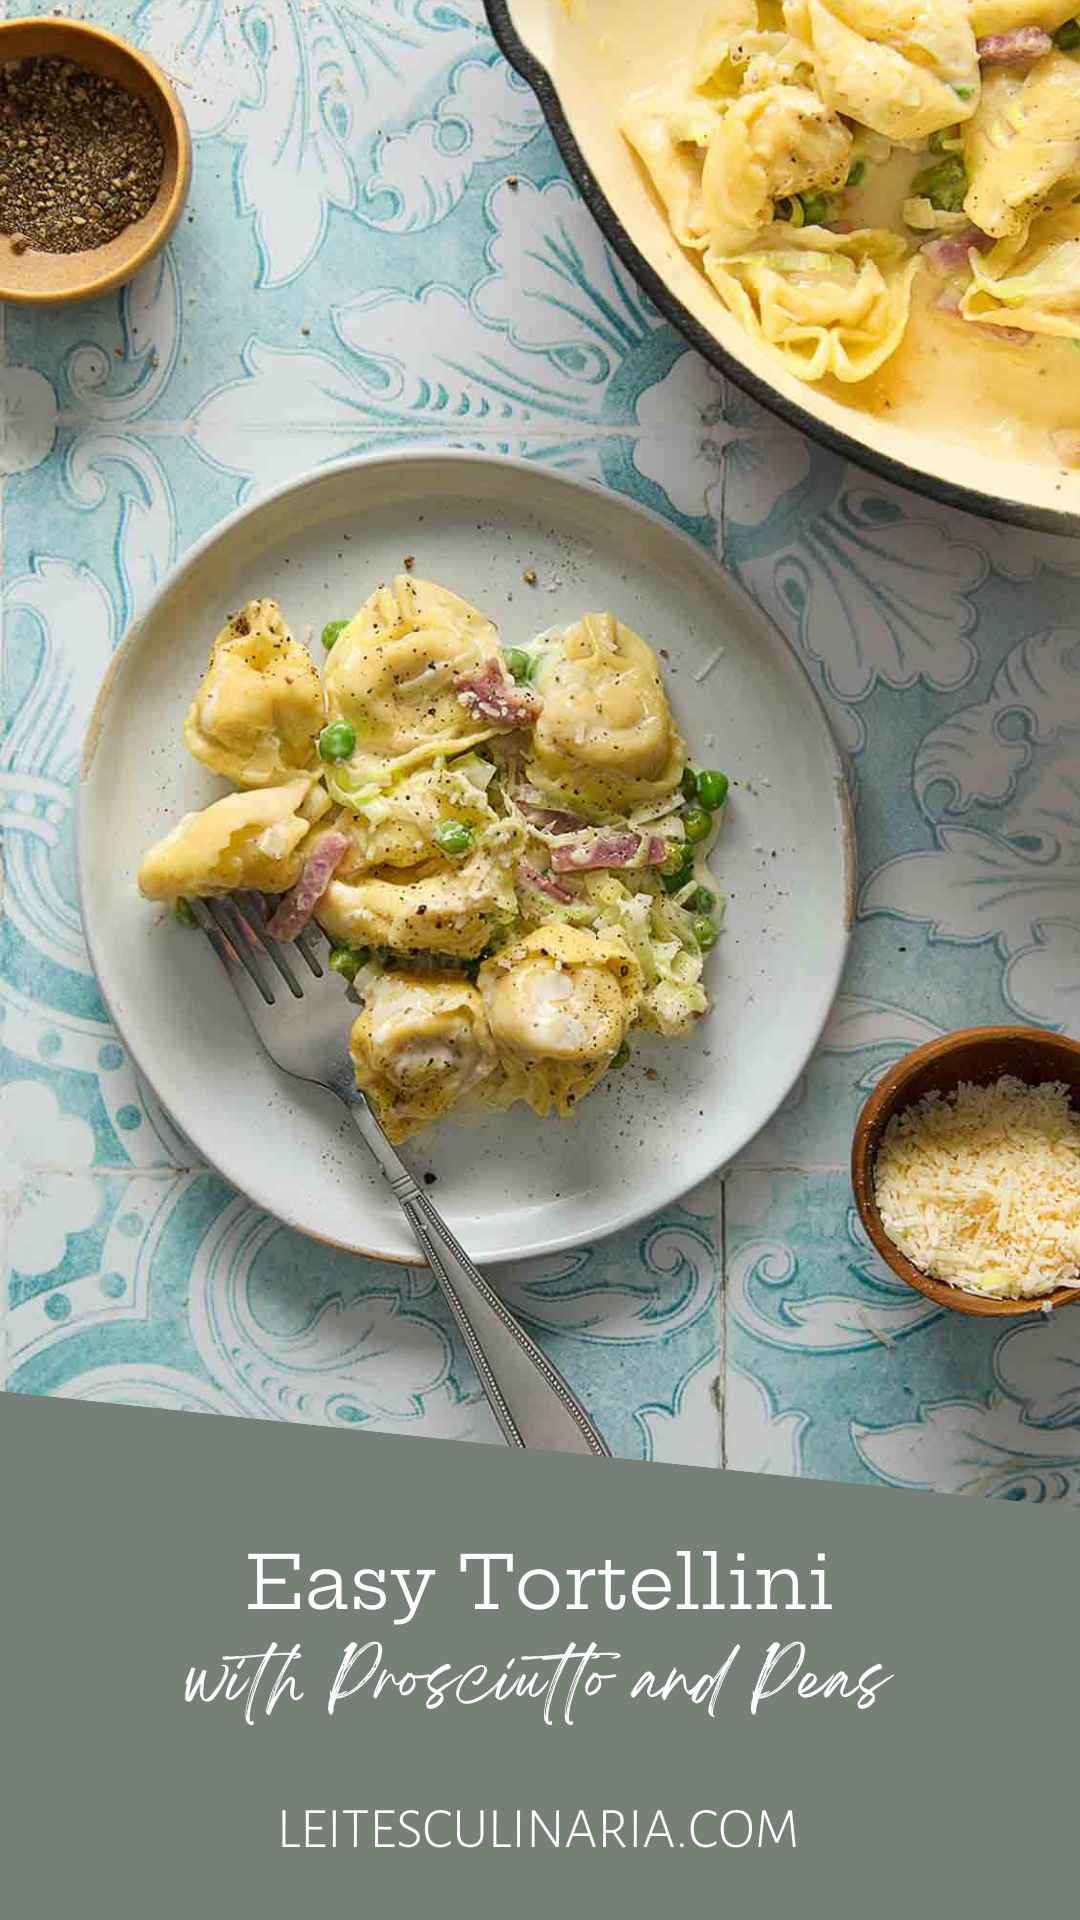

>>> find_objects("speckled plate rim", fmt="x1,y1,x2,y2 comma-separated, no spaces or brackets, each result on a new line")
77,449,854,1266
484,0,1080,538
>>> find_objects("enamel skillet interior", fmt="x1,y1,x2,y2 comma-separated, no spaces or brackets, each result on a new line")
485,0,1080,536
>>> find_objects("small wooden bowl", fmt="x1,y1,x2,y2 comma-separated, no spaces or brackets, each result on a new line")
0,18,191,306
852,1025,1080,1319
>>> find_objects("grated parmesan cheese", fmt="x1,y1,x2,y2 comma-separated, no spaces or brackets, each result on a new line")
873,1076,1080,1300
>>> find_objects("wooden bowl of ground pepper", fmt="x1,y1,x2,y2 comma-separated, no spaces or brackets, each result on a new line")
0,17,191,305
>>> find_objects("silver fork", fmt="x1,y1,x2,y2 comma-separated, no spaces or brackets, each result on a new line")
188,893,610,1458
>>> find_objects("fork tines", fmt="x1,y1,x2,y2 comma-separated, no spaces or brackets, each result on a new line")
189,894,324,1005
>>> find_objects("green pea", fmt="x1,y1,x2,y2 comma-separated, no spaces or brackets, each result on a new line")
687,885,715,914
696,769,729,812
319,721,356,763
321,619,348,651
683,805,711,844
911,156,967,212
329,946,366,981
661,863,693,895
610,1041,631,1069
693,916,717,953
845,158,866,188
434,820,474,858
680,766,698,801
1056,17,1080,48
503,647,531,684
798,190,836,227
661,839,690,875
173,897,198,929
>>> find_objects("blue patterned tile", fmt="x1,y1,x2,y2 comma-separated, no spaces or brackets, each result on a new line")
724,1169,1080,1498
4,0,1080,1483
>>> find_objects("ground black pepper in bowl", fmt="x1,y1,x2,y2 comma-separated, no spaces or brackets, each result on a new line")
0,56,164,254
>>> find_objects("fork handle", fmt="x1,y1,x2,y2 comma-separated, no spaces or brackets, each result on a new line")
346,1098,610,1456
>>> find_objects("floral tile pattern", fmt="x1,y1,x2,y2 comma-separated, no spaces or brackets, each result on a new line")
4,0,1080,1495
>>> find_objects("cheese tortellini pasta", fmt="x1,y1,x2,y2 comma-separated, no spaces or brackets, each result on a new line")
478,925,643,1119
323,575,502,782
528,613,686,811
705,226,919,381
961,203,1080,337
964,53,1080,240
970,2,1078,34
784,0,979,145
349,972,497,1142
184,601,325,787
620,1,1080,385
316,841,520,961
138,778,315,899
334,762,498,877
699,83,852,249
141,577,725,1141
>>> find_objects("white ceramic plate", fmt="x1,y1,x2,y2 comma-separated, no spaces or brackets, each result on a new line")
78,452,853,1265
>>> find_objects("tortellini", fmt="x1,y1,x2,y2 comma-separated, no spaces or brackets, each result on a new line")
315,840,520,960
138,778,315,900
693,6,817,96
964,54,1080,242
334,761,498,878
349,972,496,1142
622,68,849,254
528,614,686,811
621,90,729,248
184,601,325,788
478,925,643,1119
323,575,502,782
783,0,979,144
970,2,1079,34
704,226,919,382
700,83,852,249
142,581,720,1142
961,204,1080,338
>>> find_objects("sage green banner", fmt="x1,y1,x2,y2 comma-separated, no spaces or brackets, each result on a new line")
4,1390,1075,1916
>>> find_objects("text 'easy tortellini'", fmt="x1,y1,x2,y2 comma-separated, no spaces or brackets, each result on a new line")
528,614,685,811
137,778,316,900
478,925,643,1119
783,0,979,144
964,54,1080,242
350,972,497,1142
323,576,502,782
704,226,919,381
961,204,1080,338
184,601,325,788
315,837,520,960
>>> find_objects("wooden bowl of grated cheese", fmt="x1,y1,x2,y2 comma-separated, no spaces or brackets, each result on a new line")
852,1027,1080,1318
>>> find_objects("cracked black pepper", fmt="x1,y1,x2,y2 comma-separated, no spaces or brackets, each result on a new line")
0,56,164,254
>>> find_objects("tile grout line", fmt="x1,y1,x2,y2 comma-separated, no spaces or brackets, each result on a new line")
48,415,680,442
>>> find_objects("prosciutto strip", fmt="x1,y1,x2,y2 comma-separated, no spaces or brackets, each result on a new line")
922,228,992,276
455,658,540,728
266,831,349,940
550,829,673,872
973,322,1034,345
517,861,577,903
976,27,1052,65
519,802,593,835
